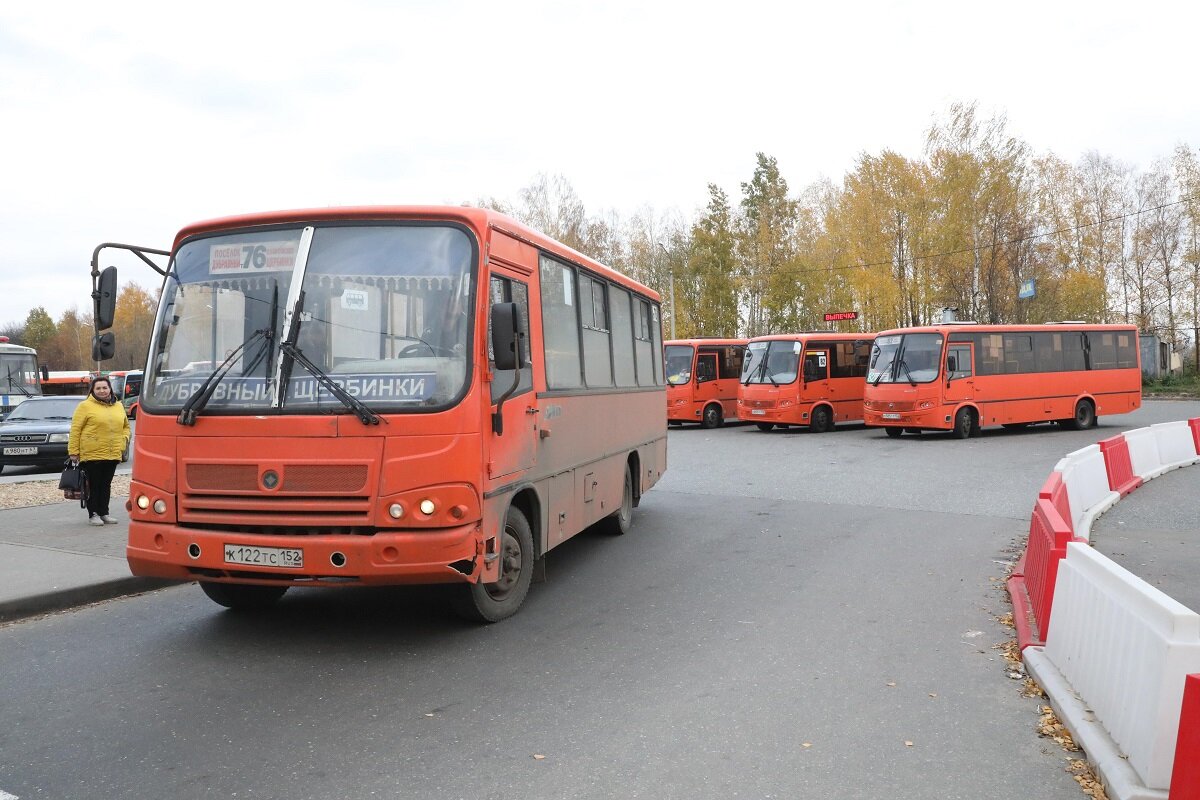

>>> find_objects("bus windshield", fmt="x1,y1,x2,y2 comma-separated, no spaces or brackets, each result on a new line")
742,340,800,385
145,223,476,415
664,345,694,385
868,333,943,384
1,354,40,396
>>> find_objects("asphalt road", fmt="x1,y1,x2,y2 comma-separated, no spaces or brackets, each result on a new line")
1,401,1196,799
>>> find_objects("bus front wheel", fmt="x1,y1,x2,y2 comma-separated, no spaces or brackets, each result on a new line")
200,582,288,611
453,506,535,623
952,408,976,440
756,423,774,432
1068,400,1096,430
701,404,723,429
884,427,903,439
809,405,833,433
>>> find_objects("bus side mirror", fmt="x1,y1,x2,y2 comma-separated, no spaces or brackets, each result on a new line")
95,266,118,330
947,355,957,373
491,302,525,372
92,331,116,361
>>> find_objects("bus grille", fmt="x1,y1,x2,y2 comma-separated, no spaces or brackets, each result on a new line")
181,463,373,525
743,399,777,409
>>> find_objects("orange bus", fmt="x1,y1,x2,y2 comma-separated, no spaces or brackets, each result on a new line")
40,371,93,396
737,333,875,432
90,206,667,621
862,323,1141,439
664,338,747,428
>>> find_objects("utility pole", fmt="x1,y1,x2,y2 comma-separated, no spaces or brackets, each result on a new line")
657,242,678,339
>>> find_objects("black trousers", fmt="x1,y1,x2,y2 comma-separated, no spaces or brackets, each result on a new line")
81,460,119,517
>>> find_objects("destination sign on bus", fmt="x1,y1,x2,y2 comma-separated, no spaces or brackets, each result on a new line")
823,311,859,322
156,373,437,403
210,240,299,274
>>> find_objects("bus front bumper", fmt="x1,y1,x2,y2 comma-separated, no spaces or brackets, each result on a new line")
863,407,953,431
127,520,489,586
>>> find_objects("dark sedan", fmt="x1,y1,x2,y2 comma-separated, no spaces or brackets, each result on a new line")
0,396,87,474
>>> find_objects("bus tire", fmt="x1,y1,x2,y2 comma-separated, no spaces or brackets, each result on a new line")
600,462,634,536
884,427,903,439
701,404,723,429
952,408,976,439
452,505,534,623
809,405,833,433
756,423,774,432
1069,399,1096,430
668,420,683,427
200,582,288,611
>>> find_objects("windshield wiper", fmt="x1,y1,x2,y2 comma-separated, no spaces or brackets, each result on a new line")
5,367,32,396
277,341,382,425
896,358,917,387
177,329,269,426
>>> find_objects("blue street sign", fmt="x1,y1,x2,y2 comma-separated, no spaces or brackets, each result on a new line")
1019,278,1036,299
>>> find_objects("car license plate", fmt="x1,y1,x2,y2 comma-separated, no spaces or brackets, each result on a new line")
223,544,303,569
882,413,901,420
2,446,37,456
751,409,766,415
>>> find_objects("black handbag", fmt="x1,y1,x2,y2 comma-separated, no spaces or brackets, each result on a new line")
59,460,84,491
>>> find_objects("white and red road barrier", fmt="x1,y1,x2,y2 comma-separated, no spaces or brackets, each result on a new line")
1007,417,1200,795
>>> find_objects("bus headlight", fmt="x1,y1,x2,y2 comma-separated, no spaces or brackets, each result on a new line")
918,400,935,409
419,499,436,515
137,495,150,509
388,503,404,519
153,499,167,514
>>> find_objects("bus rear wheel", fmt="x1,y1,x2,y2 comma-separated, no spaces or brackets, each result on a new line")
1068,399,1096,430
952,408,976,439
200,582,288,611
599,462,634,536
809,405,833,433
756,422,774,432
884,427,903,439
701,404,723,429
453,506,534,623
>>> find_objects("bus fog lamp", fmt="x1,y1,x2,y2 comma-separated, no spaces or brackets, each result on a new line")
419,499,436,515
153,499,167,515
137,495,150,510
388,503,404,519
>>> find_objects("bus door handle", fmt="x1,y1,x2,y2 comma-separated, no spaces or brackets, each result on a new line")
526,406,540,415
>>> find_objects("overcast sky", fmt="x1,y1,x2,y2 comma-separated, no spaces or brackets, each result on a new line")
1,0,1196,328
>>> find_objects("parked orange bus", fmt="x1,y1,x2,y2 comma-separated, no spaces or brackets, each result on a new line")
91,206,667,621
862,323,1141,438
664,338,747,428
40,371,93,396
737,333,875,432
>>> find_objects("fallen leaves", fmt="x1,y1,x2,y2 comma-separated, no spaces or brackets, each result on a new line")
533,754,546,761
1037,706,1080,752
1067,759,1109,799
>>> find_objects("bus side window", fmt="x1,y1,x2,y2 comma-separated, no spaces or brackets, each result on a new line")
695,357,717,383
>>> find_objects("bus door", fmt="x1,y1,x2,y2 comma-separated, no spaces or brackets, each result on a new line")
802,350,829,403
694,352,719,410
945,343,974,403
487,273,536,480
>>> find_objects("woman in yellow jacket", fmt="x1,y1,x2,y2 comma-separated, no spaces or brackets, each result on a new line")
68,376,131,527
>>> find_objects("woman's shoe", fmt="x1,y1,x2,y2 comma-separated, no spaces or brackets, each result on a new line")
88,517,105,527
101,515,119,524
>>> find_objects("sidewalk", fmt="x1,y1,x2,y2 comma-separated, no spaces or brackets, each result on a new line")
0,496,180,623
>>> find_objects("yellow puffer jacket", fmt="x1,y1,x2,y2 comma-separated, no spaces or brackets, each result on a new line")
69,395,131,462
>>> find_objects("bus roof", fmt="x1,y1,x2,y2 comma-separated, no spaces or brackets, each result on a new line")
874,323,1138,337
747,332,874,343
664,338,748,347
172,206,661,302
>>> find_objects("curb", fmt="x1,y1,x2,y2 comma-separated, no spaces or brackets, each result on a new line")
0,576,183,624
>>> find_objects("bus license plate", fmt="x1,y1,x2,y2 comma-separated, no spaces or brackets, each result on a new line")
751,409,766,415
2,446,37,455
223,544,304,569
882,413,901,420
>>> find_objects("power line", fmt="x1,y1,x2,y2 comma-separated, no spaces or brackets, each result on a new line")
796,194,1198,276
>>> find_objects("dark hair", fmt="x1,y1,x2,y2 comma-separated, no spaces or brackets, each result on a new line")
89,376,116,402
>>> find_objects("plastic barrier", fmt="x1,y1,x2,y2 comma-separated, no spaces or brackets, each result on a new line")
1019,499,1077,647
1038,471,1072,531
1099,434,1142,496
1190,417,1200,455
1044,543,1200,790
1053,444,1120,540
1123,426,1165,481
1171,674,1200,799
1151,420,1200,473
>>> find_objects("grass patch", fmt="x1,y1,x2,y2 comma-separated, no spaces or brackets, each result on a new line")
1143,372,1200,398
